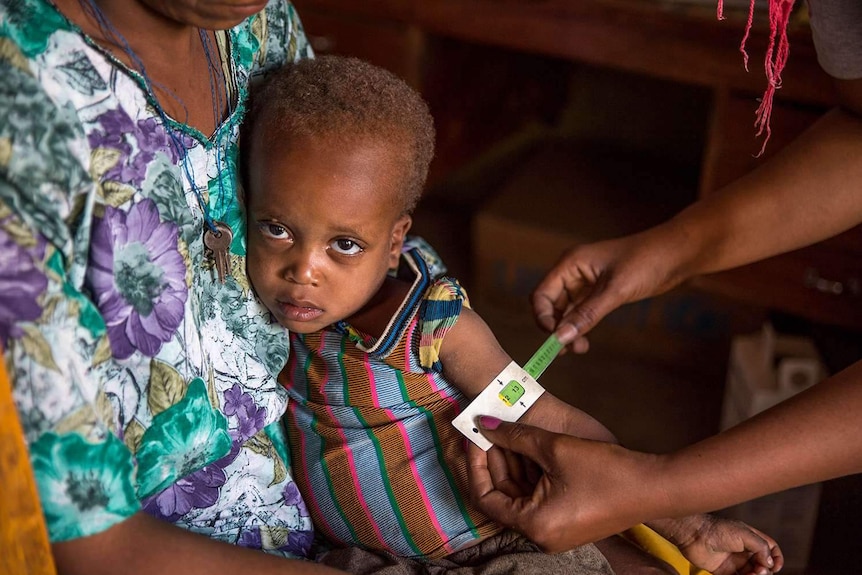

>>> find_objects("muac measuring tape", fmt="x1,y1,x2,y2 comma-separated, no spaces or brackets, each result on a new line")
452,334,564,450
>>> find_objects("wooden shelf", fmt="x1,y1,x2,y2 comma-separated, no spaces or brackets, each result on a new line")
292,0,860,331
698,90,862,330
296,0,835,104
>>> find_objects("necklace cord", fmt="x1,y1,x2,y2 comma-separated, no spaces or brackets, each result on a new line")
78,0,228,234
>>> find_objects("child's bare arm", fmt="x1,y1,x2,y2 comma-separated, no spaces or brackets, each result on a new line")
442,307,783,574
439,307,615,443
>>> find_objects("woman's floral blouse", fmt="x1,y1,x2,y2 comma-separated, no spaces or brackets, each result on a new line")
0,0,315,557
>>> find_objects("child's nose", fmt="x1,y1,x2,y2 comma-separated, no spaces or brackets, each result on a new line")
282,246,320,286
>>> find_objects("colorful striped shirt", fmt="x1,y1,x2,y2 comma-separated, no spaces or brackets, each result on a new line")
281,245,501,559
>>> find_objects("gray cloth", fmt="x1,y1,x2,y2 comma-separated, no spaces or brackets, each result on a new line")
808,0,862,79
316,529,615,575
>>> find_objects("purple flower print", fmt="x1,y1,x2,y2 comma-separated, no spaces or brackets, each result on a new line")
237,526,313,556
237,526,265,549
224,384,267,441
0,227,47,345
286,529,314,555
142,464,227,522
87,199,187,359
88,110,192,187
89,109,133,158
283,481,310,519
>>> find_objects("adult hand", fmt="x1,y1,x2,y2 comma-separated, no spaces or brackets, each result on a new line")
531,229,688,353
468,418,785,574
467,416,663,552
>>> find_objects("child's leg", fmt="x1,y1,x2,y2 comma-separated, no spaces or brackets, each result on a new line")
594,534,678,575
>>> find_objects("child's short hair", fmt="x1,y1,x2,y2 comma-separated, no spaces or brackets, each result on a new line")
242,55,435,214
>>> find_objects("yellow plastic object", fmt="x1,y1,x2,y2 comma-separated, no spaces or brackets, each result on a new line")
625,524,712,575
0,350,57,575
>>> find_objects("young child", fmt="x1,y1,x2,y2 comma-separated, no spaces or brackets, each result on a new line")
242,55,783,575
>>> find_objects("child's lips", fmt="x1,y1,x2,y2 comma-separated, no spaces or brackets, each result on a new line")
276,299,324,322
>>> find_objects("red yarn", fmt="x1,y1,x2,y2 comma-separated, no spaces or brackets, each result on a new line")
717,0,796,155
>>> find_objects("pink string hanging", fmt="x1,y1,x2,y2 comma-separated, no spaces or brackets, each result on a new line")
717,0,796,156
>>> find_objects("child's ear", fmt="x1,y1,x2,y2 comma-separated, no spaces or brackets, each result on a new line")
388,215,412,268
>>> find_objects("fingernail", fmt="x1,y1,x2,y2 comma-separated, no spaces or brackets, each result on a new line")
555,323,578,345
478,416,501,430
767,556,774,568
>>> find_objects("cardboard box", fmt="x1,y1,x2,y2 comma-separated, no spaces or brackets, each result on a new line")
479,299,739,453
721,323,827,429
471,139,765,368
468,138,772,454
472,139,691,303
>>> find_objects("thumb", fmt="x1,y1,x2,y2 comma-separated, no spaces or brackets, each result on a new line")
477,416,555,470
555,286,622,344
469,416,558,531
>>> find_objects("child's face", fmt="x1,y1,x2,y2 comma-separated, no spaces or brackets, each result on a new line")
246,134,412,334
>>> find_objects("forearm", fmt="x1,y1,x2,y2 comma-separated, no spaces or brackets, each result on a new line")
52,512,345,575
648,359,862,519
653,103,862,282
523,393,618,444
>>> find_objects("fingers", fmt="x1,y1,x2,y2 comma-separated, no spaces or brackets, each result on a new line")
770,542,784,573
466,441,492,495
554,285,621,344
532,252,598,334
691,518,784,575
475,416,554,471
744,526,784,574
466,442,523,529
532,273,569,333
467,418,556,527
723,524,781,575
485,446,530,498
523,454,542,486
502,448,533,492
533,272,621,348
554,323,590,354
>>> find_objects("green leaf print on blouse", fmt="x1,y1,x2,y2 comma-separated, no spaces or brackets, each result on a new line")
144,155,196,247
254,326,290,379
207,142,245,256
30,431,139,542
1,0,71,58
136,378,231,499
231,24,261,71
45,250,107,340
0,65,89,241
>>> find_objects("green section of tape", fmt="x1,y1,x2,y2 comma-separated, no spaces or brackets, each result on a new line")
523,334,564,380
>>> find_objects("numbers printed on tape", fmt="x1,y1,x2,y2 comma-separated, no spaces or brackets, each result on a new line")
498,380,526,406
523,334,564,380
452,361,545,451
453,336,562,450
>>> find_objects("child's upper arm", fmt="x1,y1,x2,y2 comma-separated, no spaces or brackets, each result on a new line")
438,306,514,400
439,308,617,443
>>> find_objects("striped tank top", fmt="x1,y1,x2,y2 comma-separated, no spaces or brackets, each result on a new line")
281,246,501,559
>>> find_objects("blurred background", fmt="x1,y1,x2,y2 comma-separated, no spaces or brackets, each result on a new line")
290,1,862,573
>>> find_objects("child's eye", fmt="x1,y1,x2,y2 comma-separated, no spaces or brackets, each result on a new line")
330,238,362,256
257,222,291,240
